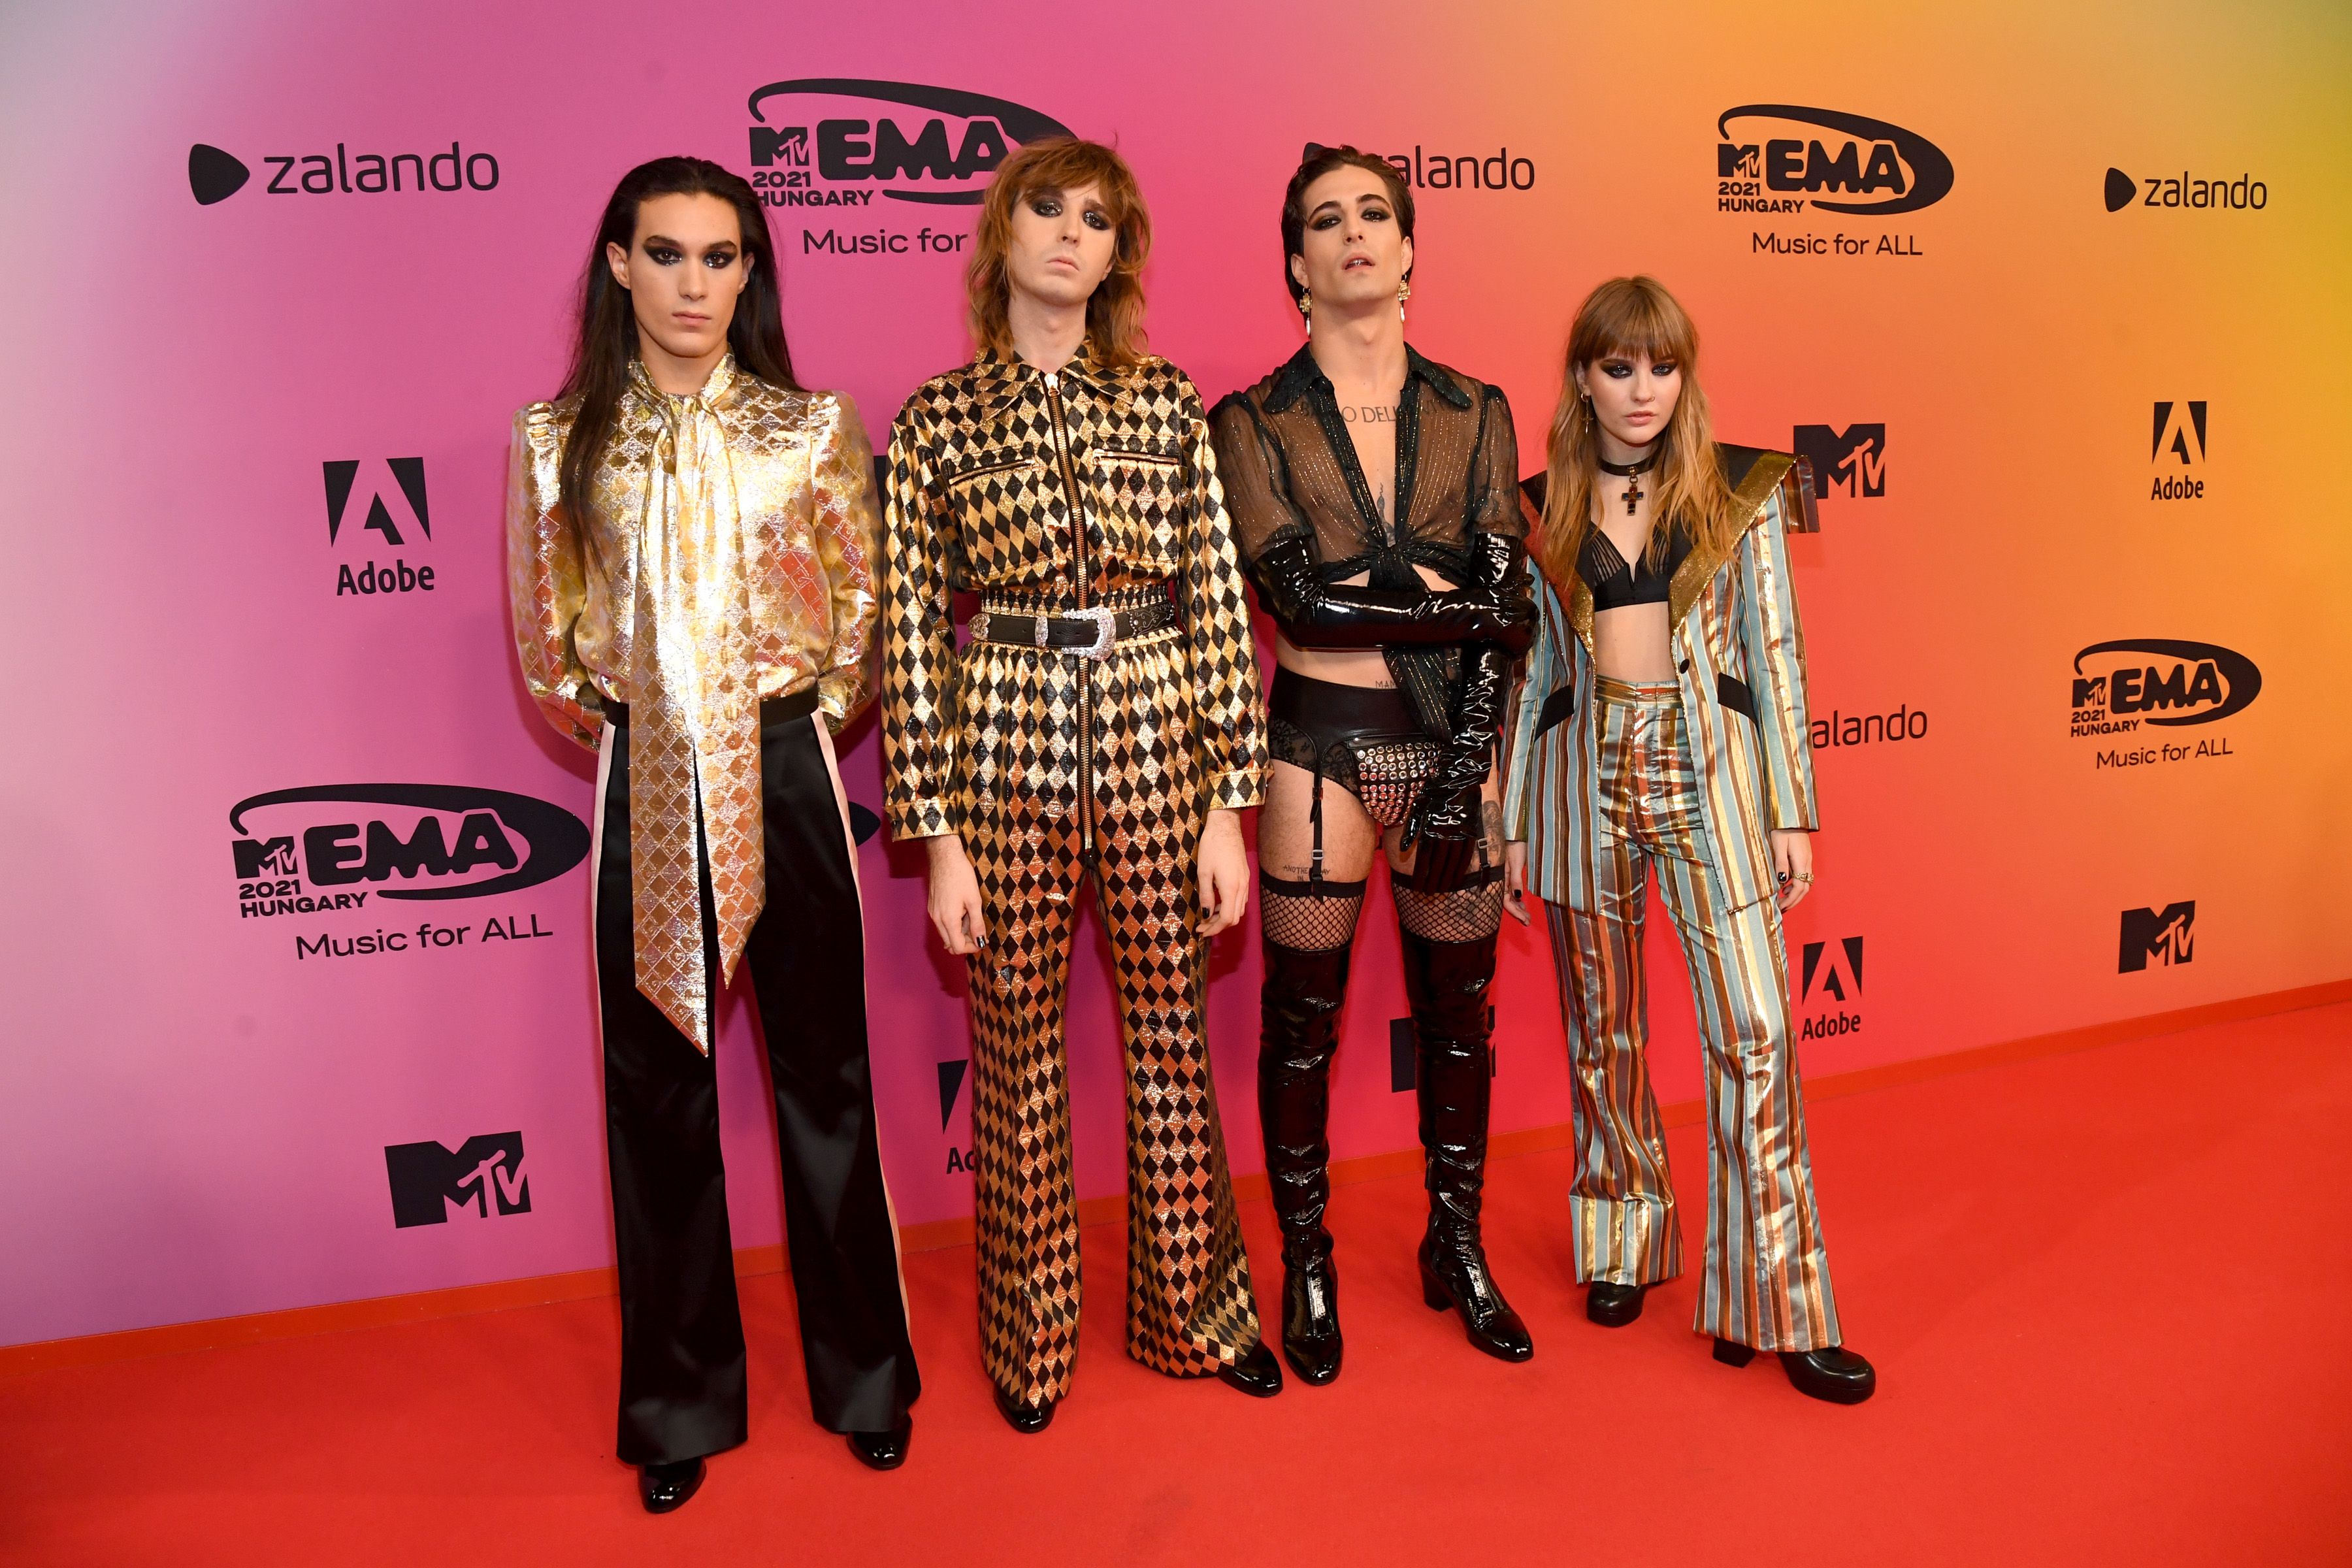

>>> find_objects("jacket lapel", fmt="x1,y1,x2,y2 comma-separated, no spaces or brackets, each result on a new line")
1669,448,1795,629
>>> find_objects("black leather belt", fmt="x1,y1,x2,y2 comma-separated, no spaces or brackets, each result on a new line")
598,685,819,728
970,598,1179,659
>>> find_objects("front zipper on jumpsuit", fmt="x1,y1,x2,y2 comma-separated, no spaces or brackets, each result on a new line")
1042,370,1098,873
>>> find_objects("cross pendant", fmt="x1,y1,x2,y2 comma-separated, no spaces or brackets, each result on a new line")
1622,474,1642,515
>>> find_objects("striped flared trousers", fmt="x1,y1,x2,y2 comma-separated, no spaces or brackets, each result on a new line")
1543,678,1840,1351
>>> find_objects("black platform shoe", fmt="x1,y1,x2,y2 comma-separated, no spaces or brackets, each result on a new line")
1586,1281,1649,1328
638,1457,706,1514
1403,928,1533,1364
992,1384,1055,1434
1713,1337,1877,1404
847,1414,913,1470
1259,936,1350,1385
1217,1339,1285,1398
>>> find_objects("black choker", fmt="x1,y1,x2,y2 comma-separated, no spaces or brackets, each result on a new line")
1596,452,1659,515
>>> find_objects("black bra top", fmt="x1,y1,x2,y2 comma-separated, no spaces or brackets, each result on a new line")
1580,523,1690,611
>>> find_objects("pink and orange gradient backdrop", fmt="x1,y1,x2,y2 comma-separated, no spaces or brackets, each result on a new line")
1,0,2345,1348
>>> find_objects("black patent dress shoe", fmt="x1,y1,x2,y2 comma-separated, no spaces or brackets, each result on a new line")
992,1384,1055,1434
847,1414,913,1471
1712,1337,1878,1404
638,1457,706,1514
1419,1233,1535,1362
1280,1256,1344,1385
1217,1339,1285,1397
1585,1281,1648,1328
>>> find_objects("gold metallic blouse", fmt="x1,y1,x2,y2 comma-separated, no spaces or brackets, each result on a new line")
506,357,881,1052
880,345,1266,841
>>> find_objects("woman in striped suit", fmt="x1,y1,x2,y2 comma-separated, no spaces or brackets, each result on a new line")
1499,276,1874,1403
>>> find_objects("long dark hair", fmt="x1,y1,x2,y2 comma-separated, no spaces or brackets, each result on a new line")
556,156,798,517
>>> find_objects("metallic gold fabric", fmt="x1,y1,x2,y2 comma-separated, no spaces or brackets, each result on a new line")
1541,678,1840,1352
508,357,881,1051
880,345,1267,1401
879,344,1266,841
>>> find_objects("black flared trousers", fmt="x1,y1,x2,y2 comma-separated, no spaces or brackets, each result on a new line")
593,698,918,1465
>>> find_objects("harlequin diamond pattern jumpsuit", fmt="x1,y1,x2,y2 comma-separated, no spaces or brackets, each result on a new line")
881,345,1268,1406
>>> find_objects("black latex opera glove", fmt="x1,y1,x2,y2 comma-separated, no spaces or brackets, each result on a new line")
1250,531,1534,651
1467,531,1537,655
1400,638,1514,893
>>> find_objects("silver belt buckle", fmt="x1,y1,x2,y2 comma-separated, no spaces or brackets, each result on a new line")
1072,605,1117,659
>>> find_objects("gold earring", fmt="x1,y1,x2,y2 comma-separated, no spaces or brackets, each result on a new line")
1397,278,1410,323
1299,290,1313,329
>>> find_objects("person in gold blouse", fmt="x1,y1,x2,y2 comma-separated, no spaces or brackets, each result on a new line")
881,137,1282,1431
506,157,918,1513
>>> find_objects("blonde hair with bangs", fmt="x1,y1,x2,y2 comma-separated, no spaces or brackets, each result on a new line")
1537,276,1739,591
966,138,1151,368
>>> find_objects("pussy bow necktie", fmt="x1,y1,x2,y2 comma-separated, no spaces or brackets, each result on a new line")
628,364,764,1054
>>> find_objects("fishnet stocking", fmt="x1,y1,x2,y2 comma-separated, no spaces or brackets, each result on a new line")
1259,872,1366,954
1393,868,1505,944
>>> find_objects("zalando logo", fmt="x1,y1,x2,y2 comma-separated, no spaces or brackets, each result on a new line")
188,141,499,205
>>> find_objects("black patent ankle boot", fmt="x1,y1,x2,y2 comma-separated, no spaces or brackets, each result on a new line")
1403,928,1533,1364
1260,938,1349,1384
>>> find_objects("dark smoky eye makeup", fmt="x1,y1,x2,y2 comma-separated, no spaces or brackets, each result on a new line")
703,249,738,267
1599,360,1634,377
1028,194,1062,217
1081,209,1111,230
1650,361,1678,376
645,244,683,264
1360,203,1391,221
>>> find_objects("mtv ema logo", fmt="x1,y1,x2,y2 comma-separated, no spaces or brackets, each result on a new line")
385,1132,529,1227
1715,105,1952,227
1799,937,1863,1041
229,783,590,924
746,78,1070,256
2068,640,2260,769
2118,903,2194,972
1793,424,1886,499
2151,402,2206,501
326,457,436,596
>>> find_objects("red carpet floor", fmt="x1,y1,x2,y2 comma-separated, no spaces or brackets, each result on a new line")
4,1004,2348,1567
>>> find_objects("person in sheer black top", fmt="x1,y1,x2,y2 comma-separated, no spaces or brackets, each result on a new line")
1209,144,1535,1382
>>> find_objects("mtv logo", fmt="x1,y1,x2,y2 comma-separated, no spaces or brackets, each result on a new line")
384,1132,531,1227
324,457,430,547
1718,142,1759,178
1801,936,1864,1004
2118,902,2195,973
232,836,298,877
2072,676,2108,707
1793,424,1887,499
749,125,811,167
2151,402,2207,468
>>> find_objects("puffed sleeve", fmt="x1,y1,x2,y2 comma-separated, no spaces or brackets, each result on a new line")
809,393,882,732
1178,372,1267,810
879,393,961,840
506,404,602,751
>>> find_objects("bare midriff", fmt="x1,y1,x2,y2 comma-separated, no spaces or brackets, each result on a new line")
1272,563,1462,687
1592,602,1676,683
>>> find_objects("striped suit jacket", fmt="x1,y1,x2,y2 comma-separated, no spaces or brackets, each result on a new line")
1502,446,1820,914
